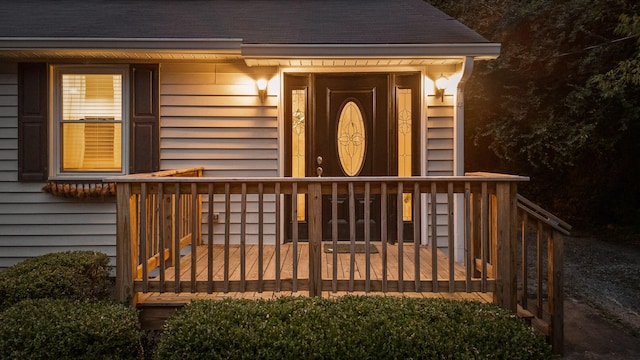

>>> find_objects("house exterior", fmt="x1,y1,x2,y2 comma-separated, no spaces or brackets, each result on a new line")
0,0,500,270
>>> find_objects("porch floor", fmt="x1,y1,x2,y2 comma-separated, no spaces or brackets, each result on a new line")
147,242,474,284
136,243,493,329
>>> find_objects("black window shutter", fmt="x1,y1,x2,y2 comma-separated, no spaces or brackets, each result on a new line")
18,63,48,182
130,64,159,174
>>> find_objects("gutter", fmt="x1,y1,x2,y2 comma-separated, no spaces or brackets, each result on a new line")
0,37,244,52
241,43,501,60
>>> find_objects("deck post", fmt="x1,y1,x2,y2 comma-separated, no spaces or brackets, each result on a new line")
494,182,517,312
549,230,564,354
308,182,323,297
115,182,135,304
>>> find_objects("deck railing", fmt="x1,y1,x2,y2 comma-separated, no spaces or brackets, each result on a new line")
111,169,567,352
517,194,571,354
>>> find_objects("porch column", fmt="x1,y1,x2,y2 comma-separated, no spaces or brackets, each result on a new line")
493,182,518,312
308,182,323,297
115,182,136,304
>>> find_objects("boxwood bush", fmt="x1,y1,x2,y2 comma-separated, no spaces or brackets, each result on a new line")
0,298,143,360
0,251,111,311
157,296,553,360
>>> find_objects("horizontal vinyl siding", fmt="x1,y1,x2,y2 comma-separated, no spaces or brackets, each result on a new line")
160,62,278,244
0,63,117,269
426,95,455,248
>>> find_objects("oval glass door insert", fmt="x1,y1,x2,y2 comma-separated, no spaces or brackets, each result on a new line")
337,101,366,176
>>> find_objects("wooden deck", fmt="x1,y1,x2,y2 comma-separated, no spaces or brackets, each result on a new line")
136,243,494,329
115,173,566,352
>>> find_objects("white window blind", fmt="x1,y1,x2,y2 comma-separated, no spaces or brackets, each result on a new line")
61,74,123,172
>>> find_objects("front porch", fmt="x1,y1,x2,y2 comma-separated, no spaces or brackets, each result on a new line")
112,168,569,353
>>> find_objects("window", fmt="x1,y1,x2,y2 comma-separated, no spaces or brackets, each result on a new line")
54,67,128,176
18,63,158,183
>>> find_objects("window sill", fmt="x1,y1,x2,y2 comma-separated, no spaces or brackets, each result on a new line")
43,180,116,199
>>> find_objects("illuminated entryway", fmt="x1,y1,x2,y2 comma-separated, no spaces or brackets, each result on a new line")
284,73,421,241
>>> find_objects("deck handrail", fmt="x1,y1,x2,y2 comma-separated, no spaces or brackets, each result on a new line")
517,194,572,235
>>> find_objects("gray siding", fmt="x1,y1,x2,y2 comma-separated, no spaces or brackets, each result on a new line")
426,94,455,248
0,60,459,268
0,61,281,269
160,62,278,245
0,62,117,269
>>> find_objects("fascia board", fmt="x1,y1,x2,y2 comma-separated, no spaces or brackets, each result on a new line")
0,37,244,52
241,43,501,59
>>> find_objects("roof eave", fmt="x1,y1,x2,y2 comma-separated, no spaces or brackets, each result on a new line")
0,37,244,52
241,43,501,60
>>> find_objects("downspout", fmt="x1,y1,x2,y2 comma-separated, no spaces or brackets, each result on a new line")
454,56,474,263
453,56,474,176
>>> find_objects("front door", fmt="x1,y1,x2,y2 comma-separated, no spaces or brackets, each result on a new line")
284,73,420,242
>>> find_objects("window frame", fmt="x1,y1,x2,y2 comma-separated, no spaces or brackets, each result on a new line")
50,65,130,179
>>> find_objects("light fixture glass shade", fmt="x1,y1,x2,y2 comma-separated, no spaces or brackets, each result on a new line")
435,75,448,91
256,79,268,91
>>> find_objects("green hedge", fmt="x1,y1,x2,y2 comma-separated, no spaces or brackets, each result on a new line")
0,251,111,311
0,298,143,360
157,296,553,360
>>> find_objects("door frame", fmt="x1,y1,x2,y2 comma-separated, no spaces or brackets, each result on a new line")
281,71,424,242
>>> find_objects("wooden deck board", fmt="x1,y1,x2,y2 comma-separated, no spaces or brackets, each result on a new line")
139,243,492,307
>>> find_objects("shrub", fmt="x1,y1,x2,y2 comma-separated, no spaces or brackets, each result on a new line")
157,296,553,360
0,298,143,360
0,251,111,311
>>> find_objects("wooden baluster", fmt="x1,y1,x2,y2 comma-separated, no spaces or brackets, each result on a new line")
174,184,181,293
481,182,489,293
536,221,543,318
207,183,214,294
240,183,247,292
431,182,438,292
521,212,528,308
381,183,388,292
448,182,455,293
413,182,421,292
332,182,338,293
275,182,281,292
224,183,230,293
292,182,298,292
258,183,264,293
397,182,404,292
158,183,165,293
349,182,356,292
365,182,371,293
464,182,472,292
549,230,564,354
191,183,197,293
140,183,148,293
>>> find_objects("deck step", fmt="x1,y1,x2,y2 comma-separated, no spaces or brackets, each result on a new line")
137,302,185,330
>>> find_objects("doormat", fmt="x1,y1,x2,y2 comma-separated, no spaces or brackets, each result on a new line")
324,243,379,254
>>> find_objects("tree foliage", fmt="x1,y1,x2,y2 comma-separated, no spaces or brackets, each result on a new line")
429,0,640,227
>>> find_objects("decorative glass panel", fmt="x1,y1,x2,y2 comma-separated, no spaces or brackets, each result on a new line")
398,89,412,221
291,89,306,221
61,74,123,172
337,101,366,177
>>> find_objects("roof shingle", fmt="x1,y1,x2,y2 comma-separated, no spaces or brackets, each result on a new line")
0,0,489,45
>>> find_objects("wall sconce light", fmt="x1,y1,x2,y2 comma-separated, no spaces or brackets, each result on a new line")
434,74,448,102
256,79,268,102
